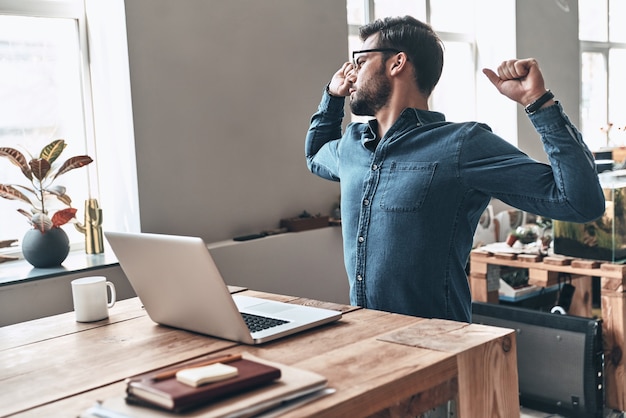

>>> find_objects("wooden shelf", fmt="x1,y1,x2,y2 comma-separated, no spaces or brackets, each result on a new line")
470,249,626,411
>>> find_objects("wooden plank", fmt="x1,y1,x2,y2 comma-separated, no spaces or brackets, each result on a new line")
470,275,490,303
601,263,626,275
495,253,517,261
601,291,626,411
17,312,458,418
456,329,519,418
568,276,593,318
6,381,128,418
277,338,457,418
469,250,492,260
0,315,237,417
602,277,624,293
469,259,488,275
528,269,559,287
366,379,457,418
376,319,519,418
543,256,573,266
0,288,248,352
469,251,626,280
239,310,427,367
0,297,146,351
517,254,542,262
571,259,601,269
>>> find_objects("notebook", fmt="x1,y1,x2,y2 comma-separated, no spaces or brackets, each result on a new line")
104,231,342,344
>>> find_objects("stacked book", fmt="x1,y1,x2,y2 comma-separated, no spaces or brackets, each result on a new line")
81,352,332,418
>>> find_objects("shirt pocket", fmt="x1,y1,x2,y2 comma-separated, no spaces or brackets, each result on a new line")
379,161,437,212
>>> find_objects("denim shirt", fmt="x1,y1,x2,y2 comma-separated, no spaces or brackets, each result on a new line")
305,90,605,322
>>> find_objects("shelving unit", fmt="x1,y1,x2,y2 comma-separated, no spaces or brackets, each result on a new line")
470,249,626,411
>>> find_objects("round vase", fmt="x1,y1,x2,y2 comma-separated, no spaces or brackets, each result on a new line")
22,228,70,268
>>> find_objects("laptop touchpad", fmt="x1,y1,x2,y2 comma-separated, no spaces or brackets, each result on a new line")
249,302,295,314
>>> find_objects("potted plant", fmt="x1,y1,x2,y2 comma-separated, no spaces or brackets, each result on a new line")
0,139,93,267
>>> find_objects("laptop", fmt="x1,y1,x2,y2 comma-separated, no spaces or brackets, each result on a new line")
104,231,342,344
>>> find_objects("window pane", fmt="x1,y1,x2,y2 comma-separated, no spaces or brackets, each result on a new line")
0,15,90,243
609,0,626,42
432,41,475,121
579,0,608,41
430,0,475,34
348,35,362,54
580,52,608,151
347,0,366,26
609,49,626,147
374,0,426,21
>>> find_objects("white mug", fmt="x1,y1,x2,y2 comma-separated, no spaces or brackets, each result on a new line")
71,276,116,322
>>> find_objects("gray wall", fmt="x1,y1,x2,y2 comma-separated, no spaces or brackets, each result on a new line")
0,265,134,326
124,0,347,243
125,0,582,240
516,0,580,162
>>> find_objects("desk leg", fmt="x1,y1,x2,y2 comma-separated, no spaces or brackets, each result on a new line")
456,331,520,418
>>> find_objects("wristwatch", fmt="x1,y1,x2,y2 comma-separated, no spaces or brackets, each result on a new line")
524,90,554,114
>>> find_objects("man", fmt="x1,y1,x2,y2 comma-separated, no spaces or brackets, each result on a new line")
305,16,604,322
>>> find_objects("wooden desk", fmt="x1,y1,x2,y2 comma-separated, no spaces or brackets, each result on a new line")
470,249,626,411
1,290,519,418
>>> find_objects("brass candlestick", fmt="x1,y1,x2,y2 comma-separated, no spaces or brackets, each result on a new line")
75,198,104,254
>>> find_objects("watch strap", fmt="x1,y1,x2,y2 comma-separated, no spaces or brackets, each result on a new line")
524,90,554,114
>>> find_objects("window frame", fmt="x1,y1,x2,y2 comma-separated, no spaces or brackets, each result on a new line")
0,0,140,257
579,0,626,151
346,0,517,143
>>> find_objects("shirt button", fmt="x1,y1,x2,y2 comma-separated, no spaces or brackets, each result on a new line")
363,199,370,206
358,236,365,243
372,164,378,170
356,274,363,281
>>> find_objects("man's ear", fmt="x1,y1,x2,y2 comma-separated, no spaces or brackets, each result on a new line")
389,52,409,76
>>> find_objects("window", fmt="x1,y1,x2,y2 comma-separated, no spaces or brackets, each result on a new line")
345,0,516,141
0,0,139,252
579,0,626,151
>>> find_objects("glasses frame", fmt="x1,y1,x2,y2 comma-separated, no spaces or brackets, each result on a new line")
351,48,402,67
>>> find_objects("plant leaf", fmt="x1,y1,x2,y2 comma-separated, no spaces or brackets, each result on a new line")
47,184,67,196
46,185,71,206
40,139,67,165
30,158,52,181
53,155,93,180
55,192,72,207
17,208,33,221
0,184,33,206
0,147,32,180
51,207,77,228
31,213,52,232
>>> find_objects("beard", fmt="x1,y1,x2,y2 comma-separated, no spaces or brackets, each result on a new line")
349,63,391,116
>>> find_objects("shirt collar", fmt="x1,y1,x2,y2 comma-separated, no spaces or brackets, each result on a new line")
360,108,446,145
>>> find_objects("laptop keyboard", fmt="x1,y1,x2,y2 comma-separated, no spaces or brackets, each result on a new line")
241,312,289,333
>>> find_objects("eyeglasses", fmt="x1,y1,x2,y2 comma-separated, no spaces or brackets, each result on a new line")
351,48,402,68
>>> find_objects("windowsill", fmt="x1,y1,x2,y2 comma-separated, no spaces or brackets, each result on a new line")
0,249,120,287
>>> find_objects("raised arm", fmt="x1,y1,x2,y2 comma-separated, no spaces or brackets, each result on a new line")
304,63,356,181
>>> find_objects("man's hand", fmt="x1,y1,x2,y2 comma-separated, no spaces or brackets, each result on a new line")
327,62,357,97
482,58,552,107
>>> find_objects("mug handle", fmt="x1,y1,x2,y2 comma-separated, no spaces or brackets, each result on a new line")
106,281,117,308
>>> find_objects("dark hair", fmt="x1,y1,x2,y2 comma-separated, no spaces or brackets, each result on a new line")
359,16,444,96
